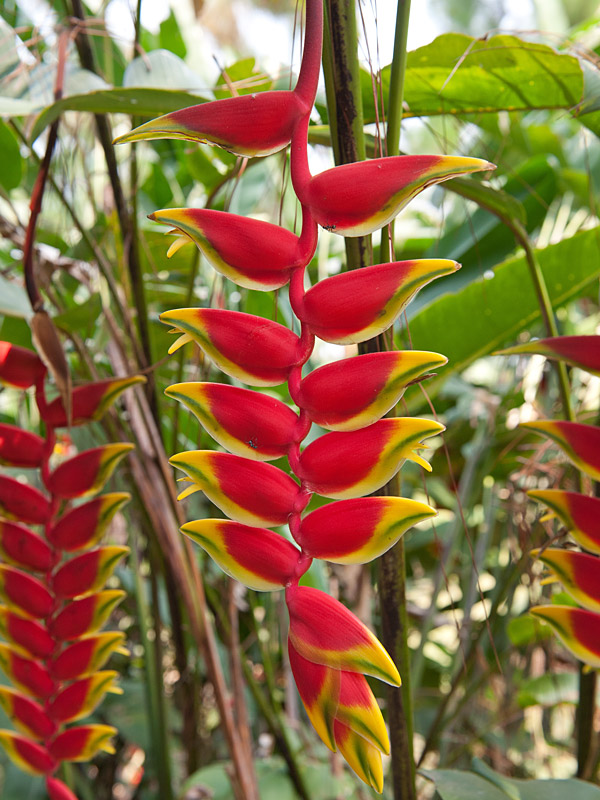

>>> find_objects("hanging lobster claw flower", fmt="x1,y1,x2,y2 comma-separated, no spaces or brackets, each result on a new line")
0,520,53,572
181,519,302,590
296,351,447,431
0,424,45,469
47,492,130,552
0,687,55,740
528,489,600,555
46,776,78,800
297,260,459,344
334,719,384,794
496,336,600,377
0,342,46,389
51,632,127,681
160,309,306,386
48,671,120,724
0,606,54,658
521,420,600,482
46,443,135,499
51,547,129,599
49,590,125,641
43,376,146,428
532,548,600,613
0,566,53,618
48,724,117,762
114,91,306,156
0,730,55,775
170,451,300,527
530,605,600,668
166,382,299,461
298,155,494,237
0,643,54,698
0,477,51,525
149,209,305,291
286,585,401,685
297,496,436,563
297,418,445,499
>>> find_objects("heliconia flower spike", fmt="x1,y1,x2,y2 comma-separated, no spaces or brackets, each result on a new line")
297,418,445,499
297,496,436,563
0,520,53,572
296,155,494,237
170,451,300,527
0,607,55,659
49,591,125,642
532,548,600,613
530,605,600,668
0,730,56,775
521,420,600,482
0,687,55,740
296,351,447,431
0,643,55,699
48,724,117,762
51,632,127,681
0,341,46,389
47,492,131,552
43,375,146,427
166,382,299,461
114,90,307,156
0,566,53,619
0,477,51,525
149,209,309,291
0,423,45,468
181,519,302,590
286,585,401,685
46,443,134,499
496,336,600,376
528,489,600,555
295,260,459,345
48,671,120,724
46,776,79,800
51,546,129,599
160,308,306,386
333,719,384,794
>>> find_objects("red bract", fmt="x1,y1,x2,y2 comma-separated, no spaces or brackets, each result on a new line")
43,375,146,427
0,423,45,468
45,443,134,499
497,335,600,376
0,477,51,525
0,341,45,389
521,420,600,481
47,492,130,551
528,489,600,555
0,520,53,572
0,566,53,618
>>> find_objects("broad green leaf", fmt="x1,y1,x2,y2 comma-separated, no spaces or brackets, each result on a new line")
517,672,578,708
0,120,22,190
363,34,583,123
30,87,207,143
159,10,187,60
53,294,102,336
422,769,509,800
213,58,272,99
404,227,600,403
424,768,600,800
573,58,600,138
0,275,31,318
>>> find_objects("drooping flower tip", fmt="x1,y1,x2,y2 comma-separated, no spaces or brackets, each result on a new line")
43,375,146,428
521,420,600,482
495,335,600,377
527,489,600,555
0,341,46,389
532,547,600,613
46,443,135,500
530,604,600,668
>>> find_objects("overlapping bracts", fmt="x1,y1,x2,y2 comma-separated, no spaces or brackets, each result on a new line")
509,336,600,670
0,346,139,799
116,0,494,790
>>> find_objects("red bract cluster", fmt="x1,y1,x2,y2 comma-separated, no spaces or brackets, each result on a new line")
501,336,600,666
0,341,142,799
118,0,493,790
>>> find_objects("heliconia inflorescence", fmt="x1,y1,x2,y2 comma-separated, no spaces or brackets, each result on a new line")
117,0,494,790
500,336,600,670
0,341,142,799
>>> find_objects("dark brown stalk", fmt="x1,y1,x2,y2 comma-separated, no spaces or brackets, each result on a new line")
322,3,415,797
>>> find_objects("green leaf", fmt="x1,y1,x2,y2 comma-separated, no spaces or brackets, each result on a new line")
0,120,22,190
30,87,207,143
422,769,509,800
213,58,272,99
159,10,187,60
363,34,584,123
0,275,31,318
424,768,600,800
404,227,600,403
517,672,578,708
53,294,102,336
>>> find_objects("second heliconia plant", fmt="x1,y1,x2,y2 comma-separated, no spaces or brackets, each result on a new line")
0,342,142,800
117,0,494,791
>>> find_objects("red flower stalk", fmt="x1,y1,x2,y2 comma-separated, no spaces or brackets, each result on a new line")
135,0,495,789
0,345,140,798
